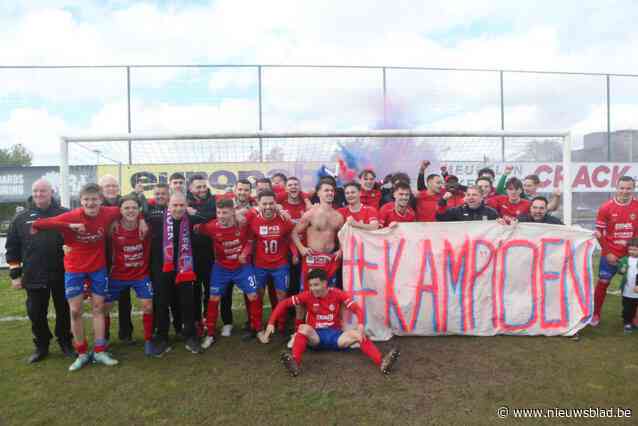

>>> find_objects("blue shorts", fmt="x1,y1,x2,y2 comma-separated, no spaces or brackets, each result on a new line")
210,264,257,297
65,268,108,300
254,264,290,292
107,276,153,303
312,327,345,351
598,256,619,281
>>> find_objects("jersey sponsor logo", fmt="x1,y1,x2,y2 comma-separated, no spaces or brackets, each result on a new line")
316,313,334,321
614,223,633,230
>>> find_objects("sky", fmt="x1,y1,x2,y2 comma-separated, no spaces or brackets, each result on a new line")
1,0,638,165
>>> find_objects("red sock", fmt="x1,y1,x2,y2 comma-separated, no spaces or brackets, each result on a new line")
594,280,609,317
74,339,88,355
360,337,382,366
143,313,153,342
292,333,308,365
206,299,219,336
294,319,303,332
105,314,111,336
249,297,263,331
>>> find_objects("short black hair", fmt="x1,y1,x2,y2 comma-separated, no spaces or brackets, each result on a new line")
80,183,101,197
119,194,140,207
256,177,272,186
505,177,523,191
476,176,493,187
316,177,336,192
426,173,440,183
169,172,185,181
257,189,276,201
307,268,328,282
524,174,540,185
189,173,207,185
287,176,299,182
271,172,287,183
618,175,636,185
477,167,495,180
359,169,376,179
155,183,169,190
393,181,411,192
343,181,361,191
236,178,252,188
531,195,548,206
392,172,410,185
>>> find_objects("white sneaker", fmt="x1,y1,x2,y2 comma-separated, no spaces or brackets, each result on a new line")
202,335,216,350
68,353,91,372
221,324,233,337
92,351,119,367
287,333,296,349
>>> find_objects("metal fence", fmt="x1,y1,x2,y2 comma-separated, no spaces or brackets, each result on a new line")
1,64,637,165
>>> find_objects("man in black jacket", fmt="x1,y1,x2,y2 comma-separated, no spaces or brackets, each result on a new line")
186,174,217,336
6,179,74,363
436,186,500,222
518,196,564,224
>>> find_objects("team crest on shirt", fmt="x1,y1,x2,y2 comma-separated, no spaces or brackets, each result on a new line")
631,213,636,220
329,304,335,312
259,226,268,235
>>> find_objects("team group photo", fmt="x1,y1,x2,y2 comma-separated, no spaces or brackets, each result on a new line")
2,1,638,425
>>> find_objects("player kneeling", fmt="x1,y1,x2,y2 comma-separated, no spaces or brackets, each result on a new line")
259,269,400,376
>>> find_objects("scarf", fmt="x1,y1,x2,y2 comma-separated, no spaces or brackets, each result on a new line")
162,210,196,284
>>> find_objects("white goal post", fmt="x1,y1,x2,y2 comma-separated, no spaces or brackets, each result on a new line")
59,130,573,225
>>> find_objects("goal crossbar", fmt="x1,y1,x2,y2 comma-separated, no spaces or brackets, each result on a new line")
59,129,573,225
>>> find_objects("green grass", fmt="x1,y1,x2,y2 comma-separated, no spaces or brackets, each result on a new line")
1,268,638,426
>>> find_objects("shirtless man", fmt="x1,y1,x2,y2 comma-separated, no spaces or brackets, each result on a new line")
291,181,345,336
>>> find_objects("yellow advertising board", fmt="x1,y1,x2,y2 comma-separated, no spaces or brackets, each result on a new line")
97,161,325,195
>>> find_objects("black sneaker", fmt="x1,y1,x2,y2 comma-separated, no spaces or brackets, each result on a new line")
241,330,257,342
120,336,136,346
185,337,203,354
380,348,400,375
27,347,49,364
242,321,251,332
280,351,300,377
152,339,173,357
59,341,77,358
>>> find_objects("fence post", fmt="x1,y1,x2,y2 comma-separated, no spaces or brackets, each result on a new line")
127,66,132,164
258,65,263,161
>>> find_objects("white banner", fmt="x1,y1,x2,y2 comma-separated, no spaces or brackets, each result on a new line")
339,222,596,340
446,162,636,192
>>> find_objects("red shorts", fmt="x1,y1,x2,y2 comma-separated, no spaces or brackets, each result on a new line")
301,252,340,290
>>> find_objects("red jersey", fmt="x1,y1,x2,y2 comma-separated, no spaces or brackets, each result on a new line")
199,220,252,270
378,203,416,227
416,191,441,222
337,205,379,224
488,195,531,219
268,288,363,330
110,223,150,281
596,198,638,257
279,197,306,224
360,188,382,209
246,211,295,269
32,206,121,273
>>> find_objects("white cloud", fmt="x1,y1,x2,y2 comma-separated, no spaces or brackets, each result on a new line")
1,0,638,165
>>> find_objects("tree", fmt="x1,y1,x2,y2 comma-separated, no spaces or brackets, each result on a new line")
516,139,563,162
0,144,33,166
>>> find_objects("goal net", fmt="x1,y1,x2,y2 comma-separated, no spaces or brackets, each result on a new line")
60,130,573,224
